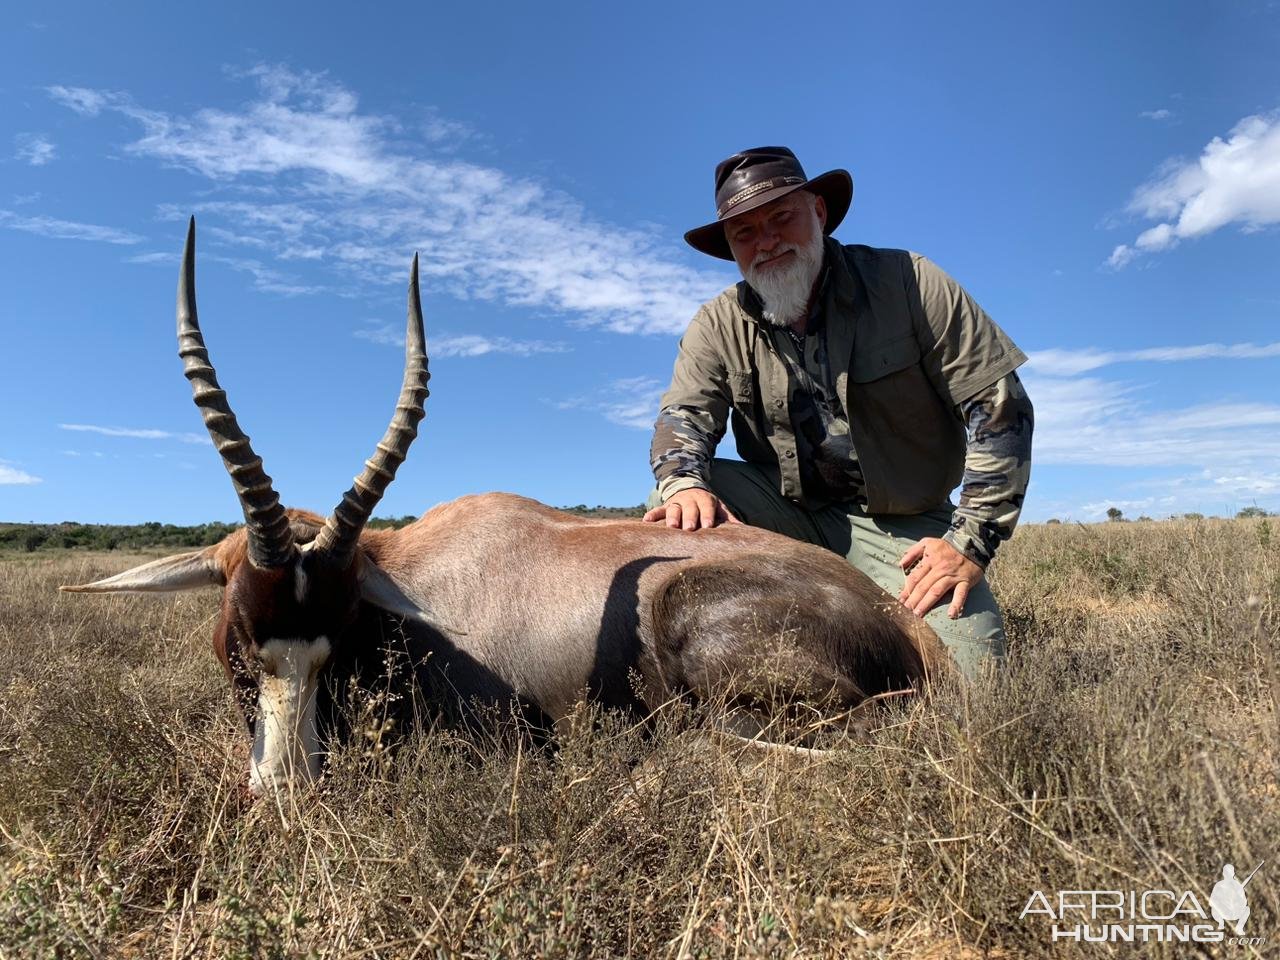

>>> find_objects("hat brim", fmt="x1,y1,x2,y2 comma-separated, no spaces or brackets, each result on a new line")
684,168,853,261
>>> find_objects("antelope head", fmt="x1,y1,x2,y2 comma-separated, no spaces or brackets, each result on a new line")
62,220,431,796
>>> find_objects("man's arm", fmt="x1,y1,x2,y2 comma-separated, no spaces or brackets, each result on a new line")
943,370,1034,567
898,370,1033,618
645,310,738,529
896,254,1031,618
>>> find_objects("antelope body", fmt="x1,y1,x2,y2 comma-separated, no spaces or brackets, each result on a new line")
64,221,949,796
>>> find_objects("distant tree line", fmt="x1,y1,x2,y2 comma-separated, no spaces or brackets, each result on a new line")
1040,506,1273,525
1,505,649,553
0,521,242,553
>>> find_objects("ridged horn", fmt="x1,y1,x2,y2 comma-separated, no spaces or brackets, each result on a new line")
177,217,296,568
313,255,429,567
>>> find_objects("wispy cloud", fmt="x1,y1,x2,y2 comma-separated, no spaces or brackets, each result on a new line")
124,242,321,294
1108,109,1280,268
47,85,113,116
207,253,325,296
556,376,664,430
14,133,56,166
0,462,42,485
58,423,205,444
1075,468,1280,520
125,251,179,265
1139,109,1174,121
354,323,570,358
49,65,730,334
1026,339,1280,376
0,210,143,245
1022,336,1280,510
1026,373,1280,469
420,106,479,148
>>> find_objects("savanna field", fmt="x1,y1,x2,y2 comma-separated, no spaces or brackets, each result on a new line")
0,517,1276,959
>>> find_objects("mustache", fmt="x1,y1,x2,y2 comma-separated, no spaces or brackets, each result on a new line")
751,245,800,268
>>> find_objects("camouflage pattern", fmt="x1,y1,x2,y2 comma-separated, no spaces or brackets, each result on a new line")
773,316,869,509
651,404,725,502
942,371,1033,568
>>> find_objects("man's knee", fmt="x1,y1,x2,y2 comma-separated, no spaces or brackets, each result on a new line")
645,486,663,511
925,598,1006,682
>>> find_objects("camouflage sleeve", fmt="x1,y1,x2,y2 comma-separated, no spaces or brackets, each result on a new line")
650,309,732,502
941,370,1033,569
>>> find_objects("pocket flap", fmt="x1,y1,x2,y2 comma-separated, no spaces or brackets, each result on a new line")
852,334,921,382
727,370,755,404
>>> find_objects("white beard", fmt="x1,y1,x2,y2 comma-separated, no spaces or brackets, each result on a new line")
743,227,825,328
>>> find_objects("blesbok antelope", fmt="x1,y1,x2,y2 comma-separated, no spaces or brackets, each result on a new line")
63,220,950,796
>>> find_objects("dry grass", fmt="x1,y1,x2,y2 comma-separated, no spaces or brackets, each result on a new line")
0,519,1276,958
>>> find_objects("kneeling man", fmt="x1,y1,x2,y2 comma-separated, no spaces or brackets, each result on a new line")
644,146,1033,679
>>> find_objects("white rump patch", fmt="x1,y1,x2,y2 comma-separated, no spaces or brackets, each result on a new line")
249,637,332,797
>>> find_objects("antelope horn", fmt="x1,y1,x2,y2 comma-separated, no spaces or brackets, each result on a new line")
313,255,429,567
177,218,296,568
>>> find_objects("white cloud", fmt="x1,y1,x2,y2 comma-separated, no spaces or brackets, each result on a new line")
420,107,478,147
125,251,178,265
1073,468,1280,520
0,463,42,485
1025,356,1280,518
557,377,664,430
49,66,731,335
14,133,56,166
58,423,206,444
354,324,570,358
1026,339,1280,376
1108,109,1280,267
1022,339,1280,483
1139,109,1174,121
207,253,324,296
0,210,143,245
47,85,110,115
1026,372,1280,468
431,334,568,358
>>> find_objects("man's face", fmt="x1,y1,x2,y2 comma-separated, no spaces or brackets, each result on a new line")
725,190,828,327
724,190,828,278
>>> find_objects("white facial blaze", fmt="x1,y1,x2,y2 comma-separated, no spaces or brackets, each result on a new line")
249,637,332,796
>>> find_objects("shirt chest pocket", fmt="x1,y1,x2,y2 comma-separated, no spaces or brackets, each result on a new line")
727,369,756,411
851,334,922,383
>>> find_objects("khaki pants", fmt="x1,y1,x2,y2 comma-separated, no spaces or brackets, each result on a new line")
648,458,1006,680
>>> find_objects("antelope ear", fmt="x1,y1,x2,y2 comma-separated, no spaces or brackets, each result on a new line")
359,561,466,635
60,547,226,594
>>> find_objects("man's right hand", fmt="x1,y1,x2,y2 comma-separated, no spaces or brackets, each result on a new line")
642,488,741,531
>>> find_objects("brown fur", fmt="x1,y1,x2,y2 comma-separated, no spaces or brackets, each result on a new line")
350,492,951,721
98,496,951,745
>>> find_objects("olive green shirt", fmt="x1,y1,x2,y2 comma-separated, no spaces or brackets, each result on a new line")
652,239,1027,516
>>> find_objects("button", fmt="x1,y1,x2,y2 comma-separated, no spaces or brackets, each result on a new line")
773,399,784,409
784,449,795,459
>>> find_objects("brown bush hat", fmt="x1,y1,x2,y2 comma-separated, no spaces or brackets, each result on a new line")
684,146,853,261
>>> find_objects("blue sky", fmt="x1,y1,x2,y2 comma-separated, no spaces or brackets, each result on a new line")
1,1,1278,525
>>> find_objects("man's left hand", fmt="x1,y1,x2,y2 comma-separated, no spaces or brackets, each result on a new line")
897,538,984,619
